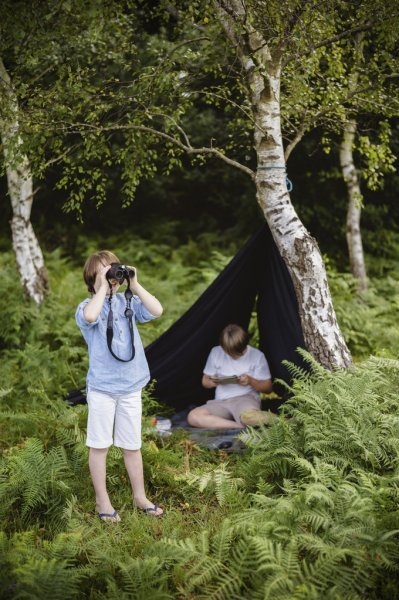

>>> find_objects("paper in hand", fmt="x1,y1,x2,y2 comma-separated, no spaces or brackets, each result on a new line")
210,375,240,385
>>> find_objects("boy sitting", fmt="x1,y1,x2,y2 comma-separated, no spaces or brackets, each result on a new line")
187,324,274,429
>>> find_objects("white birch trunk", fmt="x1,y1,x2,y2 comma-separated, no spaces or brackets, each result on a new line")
339,31,367,292
339,122,368,291
216,1,352,368
0,58,48,304
253,66,351,368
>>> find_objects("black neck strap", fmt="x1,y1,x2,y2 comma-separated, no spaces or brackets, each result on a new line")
106,280,135,362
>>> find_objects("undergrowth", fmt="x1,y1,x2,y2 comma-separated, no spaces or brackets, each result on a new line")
1,239,399,598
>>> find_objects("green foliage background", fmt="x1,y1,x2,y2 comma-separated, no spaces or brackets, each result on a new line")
1,230,399,598
1,2,399,596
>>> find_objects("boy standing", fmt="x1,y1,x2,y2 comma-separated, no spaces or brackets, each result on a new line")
76,250,163,521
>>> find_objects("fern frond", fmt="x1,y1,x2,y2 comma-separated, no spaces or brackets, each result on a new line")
0,438,74,533
12,557,85,600
111,557,172,600
195,464,244,507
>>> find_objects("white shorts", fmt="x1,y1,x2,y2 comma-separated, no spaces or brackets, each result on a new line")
86,388,142,450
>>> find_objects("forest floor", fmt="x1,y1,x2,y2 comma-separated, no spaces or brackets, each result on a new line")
1,236,399,599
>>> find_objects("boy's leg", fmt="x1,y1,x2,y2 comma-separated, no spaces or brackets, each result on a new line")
187,406,244,429
239,410,278,426
89,447,120,520
123,449,163,516
114,390,163,516
231,395,278,427
86,389,118,519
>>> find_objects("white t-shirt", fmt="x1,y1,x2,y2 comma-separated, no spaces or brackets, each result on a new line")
203,345,271,400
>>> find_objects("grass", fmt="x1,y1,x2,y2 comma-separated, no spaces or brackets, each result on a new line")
1,235,399,598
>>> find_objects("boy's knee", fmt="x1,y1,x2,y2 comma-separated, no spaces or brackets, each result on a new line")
187,410,198,426
122,447,141,456
187,408,207,427
89,446,109,454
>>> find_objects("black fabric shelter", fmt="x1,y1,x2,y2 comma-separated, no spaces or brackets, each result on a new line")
145,224,307,411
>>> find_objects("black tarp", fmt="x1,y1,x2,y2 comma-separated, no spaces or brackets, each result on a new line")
145,225,307,411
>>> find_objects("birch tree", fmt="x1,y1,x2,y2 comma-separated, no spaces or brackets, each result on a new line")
208,0,353,368
8,0,398,367
0,0,62,303
0,0,130,301
338,32,369,291
0,58,48,303
339,119,367,290
277,7,398,290
319,29,396,291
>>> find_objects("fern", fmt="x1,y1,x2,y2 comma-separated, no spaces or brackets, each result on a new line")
0,529,89,600
166,357,399,599
191,464,245,507
0,438,74,533
12,557,84,600
245,357,399,478
99,556,173,600
1,247,399,598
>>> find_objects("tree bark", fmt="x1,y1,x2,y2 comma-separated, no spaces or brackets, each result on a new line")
253,65,352,368
339,120,368,291
216,1,352,369
0,58,48,304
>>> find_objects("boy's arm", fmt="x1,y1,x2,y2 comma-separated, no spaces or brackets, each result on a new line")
202,347,218,389
130,268,163,317
202,374,217,389
83,265,110,323
238,352,272,393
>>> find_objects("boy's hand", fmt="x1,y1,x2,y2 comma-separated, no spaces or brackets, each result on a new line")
84,265,111,322
238,375,273,393
126,265,163,317
238,374,252,386
127,265,138,289
96,265,111,291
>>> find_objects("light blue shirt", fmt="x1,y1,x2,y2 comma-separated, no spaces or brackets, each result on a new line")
75,293,156,395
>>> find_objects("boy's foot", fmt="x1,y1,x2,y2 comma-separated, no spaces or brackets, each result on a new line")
98,509,121,523
142,503,163,517
134,497,164,517
96,501,121,522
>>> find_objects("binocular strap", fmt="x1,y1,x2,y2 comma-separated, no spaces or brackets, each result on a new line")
106,289,135,362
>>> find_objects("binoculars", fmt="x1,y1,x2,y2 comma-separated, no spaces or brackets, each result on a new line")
106,263,135,283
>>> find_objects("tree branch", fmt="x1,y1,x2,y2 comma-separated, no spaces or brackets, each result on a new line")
43,143,80,168
213,0,244,50
218,0,247,25
283,67,399,158
311,21,375,52
194,89,266,135
284,122,308,161
34,119,256,180
283,21,375,67
277,0,311,54
107,123,256,180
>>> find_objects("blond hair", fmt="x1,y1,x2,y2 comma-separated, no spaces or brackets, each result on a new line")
83,250,120,293
220,324,249,357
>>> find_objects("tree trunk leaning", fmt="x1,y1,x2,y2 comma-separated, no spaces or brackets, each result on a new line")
215,2,352,369
339,119,368,291
252,63,352,368
0,57,48,304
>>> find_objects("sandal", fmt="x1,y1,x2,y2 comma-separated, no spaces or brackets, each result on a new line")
98,510,121,523
142,503,163,517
